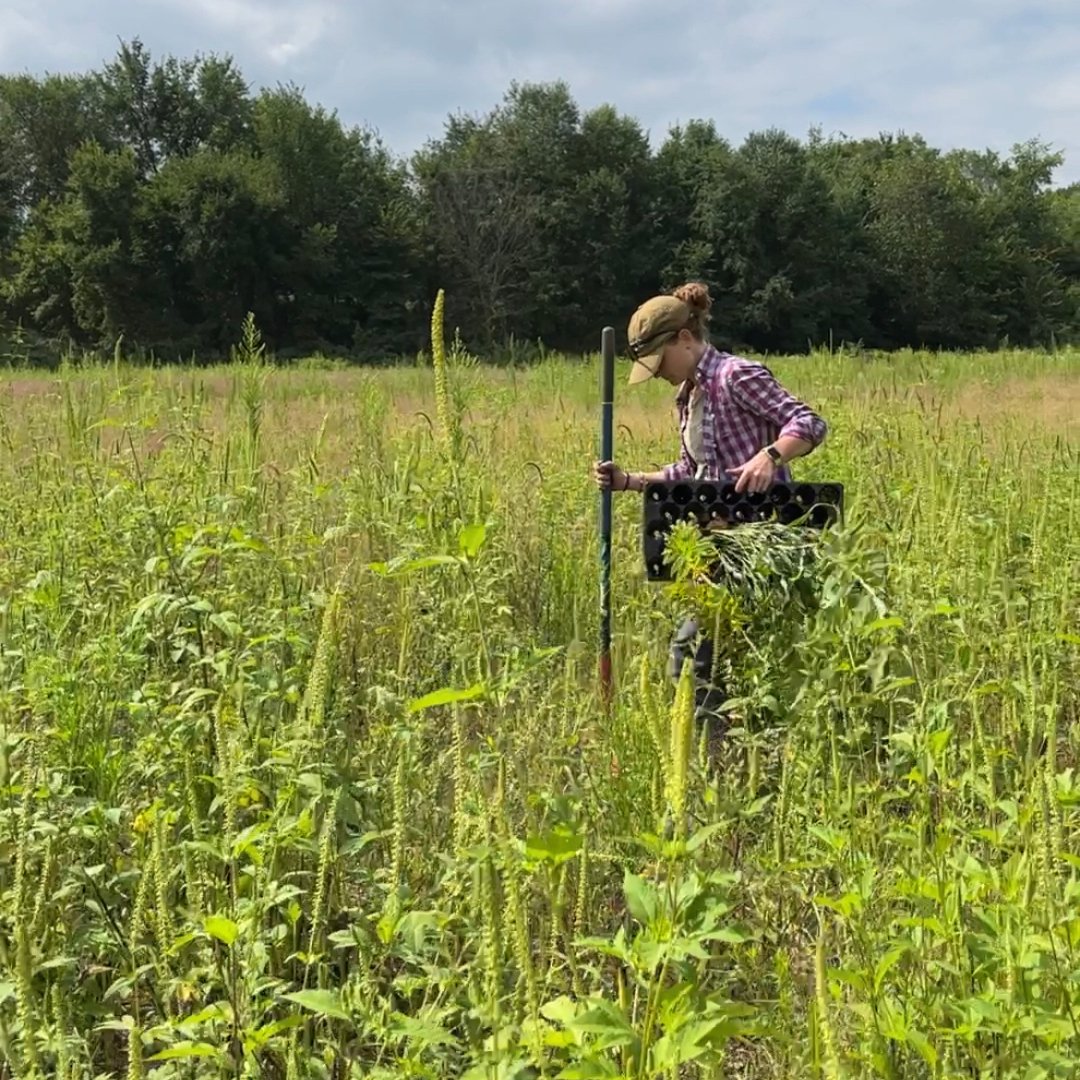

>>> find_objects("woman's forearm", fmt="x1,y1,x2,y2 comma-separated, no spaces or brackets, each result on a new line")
772,435,815,463
621,436,812,492
624,469,667,492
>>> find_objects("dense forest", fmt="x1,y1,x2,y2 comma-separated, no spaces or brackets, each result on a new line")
2,40,1078,362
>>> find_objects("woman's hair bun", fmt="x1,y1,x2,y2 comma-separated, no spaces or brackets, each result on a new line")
673,281,712,314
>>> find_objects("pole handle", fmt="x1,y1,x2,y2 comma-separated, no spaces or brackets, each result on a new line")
598,326,616,705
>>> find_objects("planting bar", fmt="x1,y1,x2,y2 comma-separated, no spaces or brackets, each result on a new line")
598,326,616,704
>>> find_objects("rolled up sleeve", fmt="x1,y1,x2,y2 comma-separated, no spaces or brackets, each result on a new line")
662,454,694,482
727,361,827,448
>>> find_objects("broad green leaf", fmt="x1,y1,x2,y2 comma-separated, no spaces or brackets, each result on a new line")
650,1018,728,1071
540,995,580,1028
388,1013,456,1048
573,930,632,963
542,1029,577,1049
829,967,869,993
525,824,584,865
232,822,268,862
37,956,77,971
874,944,911,994
148,1042,222,1062
928,726,952,756
814,891,862,918
341,828,393,856
569,999,638,1052
209,611,242,638
204,915,238,947
907,1028,937,1068
371,554,461,576
394,910,442,951
397,554,461,574
685,821,728,852
458,523,487,558
95,1018,134,1033
244,1015,304,1051
705,926,752,945
623,871,659,926
876,995,907,1041
555,1062,621,1078
282,989,351,1022
407,683,485,713
808,825,847,852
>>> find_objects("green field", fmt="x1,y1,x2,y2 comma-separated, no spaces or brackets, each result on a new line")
1,327,1079,1078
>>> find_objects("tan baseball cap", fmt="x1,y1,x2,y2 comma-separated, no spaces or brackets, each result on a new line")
626,295,690,385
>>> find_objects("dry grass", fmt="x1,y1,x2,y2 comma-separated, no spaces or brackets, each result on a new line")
4,354,1077,430
948,371,1080,432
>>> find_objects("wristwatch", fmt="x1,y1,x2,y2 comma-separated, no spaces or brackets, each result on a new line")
764,445,784,466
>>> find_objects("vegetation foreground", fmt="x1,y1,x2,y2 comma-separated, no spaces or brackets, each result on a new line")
1,325,1079,1078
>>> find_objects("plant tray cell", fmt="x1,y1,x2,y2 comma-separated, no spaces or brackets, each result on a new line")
642,479,844,582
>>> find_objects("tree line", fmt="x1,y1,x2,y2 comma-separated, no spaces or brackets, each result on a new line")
2,39,1078,363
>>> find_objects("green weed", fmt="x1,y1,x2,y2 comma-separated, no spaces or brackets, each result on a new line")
0,332,1077,1077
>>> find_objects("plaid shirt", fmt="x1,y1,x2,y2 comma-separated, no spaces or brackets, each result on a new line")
662,345,827,483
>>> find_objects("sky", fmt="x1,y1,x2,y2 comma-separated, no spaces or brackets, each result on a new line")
2,0,1079,185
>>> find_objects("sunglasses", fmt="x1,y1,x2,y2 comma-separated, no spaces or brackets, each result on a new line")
626,328,674,361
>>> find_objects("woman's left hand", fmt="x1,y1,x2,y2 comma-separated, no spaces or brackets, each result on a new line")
727,450,776,494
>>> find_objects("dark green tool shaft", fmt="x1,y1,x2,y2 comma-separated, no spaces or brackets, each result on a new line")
598,326,615,703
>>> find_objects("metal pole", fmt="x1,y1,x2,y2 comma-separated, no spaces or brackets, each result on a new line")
599,326,615,706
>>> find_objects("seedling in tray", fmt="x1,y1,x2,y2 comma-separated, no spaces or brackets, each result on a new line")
642,479,844,582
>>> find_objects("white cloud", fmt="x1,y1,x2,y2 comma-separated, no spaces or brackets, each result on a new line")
1033,73,1080,112
0,3,82,69
2,0,1079,182
158,0,338,65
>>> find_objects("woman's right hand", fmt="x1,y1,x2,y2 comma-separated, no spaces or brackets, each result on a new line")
593,460,628,491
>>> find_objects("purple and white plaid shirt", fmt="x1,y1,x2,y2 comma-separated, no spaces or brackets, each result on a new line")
661,345,827,483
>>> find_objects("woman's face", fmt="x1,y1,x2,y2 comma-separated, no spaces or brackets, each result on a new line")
656,330,700,384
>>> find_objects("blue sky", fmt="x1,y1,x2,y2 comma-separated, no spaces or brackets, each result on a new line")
3,0,1078,184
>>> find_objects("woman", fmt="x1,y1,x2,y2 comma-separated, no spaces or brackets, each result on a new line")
593,282,828,735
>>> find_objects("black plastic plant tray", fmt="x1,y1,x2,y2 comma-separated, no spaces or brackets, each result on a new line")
641,479,844,582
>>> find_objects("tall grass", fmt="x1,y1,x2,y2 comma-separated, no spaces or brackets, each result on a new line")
0,331,1078,1078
